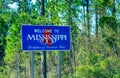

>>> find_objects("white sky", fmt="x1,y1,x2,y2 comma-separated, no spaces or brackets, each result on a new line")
7,2,18,10
8,0,36,10
32,0,36,4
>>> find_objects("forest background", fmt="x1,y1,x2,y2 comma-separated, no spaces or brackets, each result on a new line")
0,0,120,78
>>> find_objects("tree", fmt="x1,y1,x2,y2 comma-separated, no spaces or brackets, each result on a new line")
86,0,90,40
0,16,7,66
99,16,118,57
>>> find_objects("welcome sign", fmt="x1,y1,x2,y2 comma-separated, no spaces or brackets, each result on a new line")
22,25,70,51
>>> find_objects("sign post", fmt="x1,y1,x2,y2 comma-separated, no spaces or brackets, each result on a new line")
22,25,70,78
30,51,34,78
58,51,62,78
42,51,47,78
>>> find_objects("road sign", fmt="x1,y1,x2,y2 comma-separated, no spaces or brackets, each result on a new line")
22,25,70,51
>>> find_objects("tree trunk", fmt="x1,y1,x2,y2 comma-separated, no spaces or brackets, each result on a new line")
86,0,90,40
95,4,98,37
67,0,76,77
86,0,91,52
41,0,45,16
40,0,47,78
112,0,116,17
82,0,86,34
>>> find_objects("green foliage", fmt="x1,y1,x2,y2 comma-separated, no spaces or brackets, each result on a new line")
94,0,114,11
99,16,117,32
76,32,120,78
99,15,119,57
76,57,120,78
76,49,120,78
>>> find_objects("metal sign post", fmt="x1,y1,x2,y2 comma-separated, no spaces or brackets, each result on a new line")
30,51,34,78
42,51,47,78
58,51,62,78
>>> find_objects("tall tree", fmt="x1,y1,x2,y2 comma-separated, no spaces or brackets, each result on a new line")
95,3,98,37
40,0,47,78
112,0,116,17
86,0,90,40
66,0,73,77
0,17,7,66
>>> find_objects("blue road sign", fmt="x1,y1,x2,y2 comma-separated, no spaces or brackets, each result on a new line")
22,25,70,51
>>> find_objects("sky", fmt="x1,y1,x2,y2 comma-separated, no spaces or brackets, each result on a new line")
7,2,18,10
32,0,36,4
7,0,36,10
